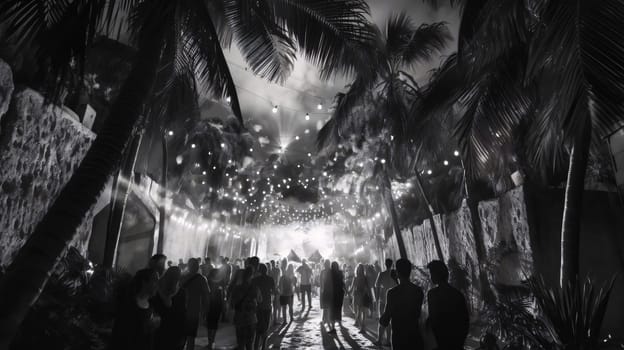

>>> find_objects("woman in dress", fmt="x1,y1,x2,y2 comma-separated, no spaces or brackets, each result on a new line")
152,267,187,350
350,263,374,333
206,268,224,349
328,261,345,333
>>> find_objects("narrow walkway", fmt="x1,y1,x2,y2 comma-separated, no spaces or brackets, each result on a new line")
194,298,386,349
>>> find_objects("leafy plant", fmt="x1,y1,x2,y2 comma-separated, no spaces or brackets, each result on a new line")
528,276,616,350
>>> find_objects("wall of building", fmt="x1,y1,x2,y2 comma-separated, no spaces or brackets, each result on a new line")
0,60,96,266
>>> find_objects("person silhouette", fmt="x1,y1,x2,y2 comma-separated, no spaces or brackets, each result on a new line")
426,260,469,350
379,258,424,350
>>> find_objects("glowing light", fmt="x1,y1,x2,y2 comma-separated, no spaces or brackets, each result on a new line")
226,96,231,103
175,155,183,164
454,150,460,157
272,105,278,113
317,103,323,110
202,171,207,175
427,169,433,175
167,130,174,136
295,136,300,140
221,143,226,148
444,160,449,166
191,143,196,149
249,148,254,152
380,159,386,164
304,129,310,134
307,153,312,157
305,113,310,121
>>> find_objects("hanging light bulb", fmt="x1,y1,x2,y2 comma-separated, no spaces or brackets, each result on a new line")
191,143,196,149
427,169,433,175
175,155,183,164
226,96,231,103
295,136,300,140
305,113,310,121
304,129,310,134
454,150,460,157
272,105,278,113
443,160,449,166
317,103,323,110
167,130,174,136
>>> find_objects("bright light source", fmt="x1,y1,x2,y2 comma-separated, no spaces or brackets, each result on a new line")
249,148,253,152
226,96,231,103
305,113,310,121
317,103,323,110
167,130,174,136
454,150,460,157
176,155,183,164
202,171,207,175
272,105,278,113
191,143,196,149
221,143,225,148
295,136,300,140
443,160,449,166
304,129,310,134
427,169,432,175
380,159,386,164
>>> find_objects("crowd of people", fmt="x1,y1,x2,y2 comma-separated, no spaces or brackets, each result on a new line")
109,253,470,350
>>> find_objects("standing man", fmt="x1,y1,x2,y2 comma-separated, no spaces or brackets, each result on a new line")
375,258,397,346
252,264,274,350
200,257,214,277
296,259,313,311
269,260,281,324
426,260,470,350
379,259,424,350
149,254,168,278
182,258,210,350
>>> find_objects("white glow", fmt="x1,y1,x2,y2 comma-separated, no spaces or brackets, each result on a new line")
317,103,323,110
191,143,196,149
305,113,310,121
454,150,460,157
226,96,231,103
427,169,433,175
167,130,174,136
444,160,449,166
272,105,278,113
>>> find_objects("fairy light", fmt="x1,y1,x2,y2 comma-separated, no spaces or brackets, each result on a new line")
443,160,449,166
272,105,279,113
226,96,231,103
305,113,310,121
191,143,196,149
317,103,323,110
454,150,460,157
167,130,174,136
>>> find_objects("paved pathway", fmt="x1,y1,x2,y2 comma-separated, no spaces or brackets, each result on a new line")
195,298,387,350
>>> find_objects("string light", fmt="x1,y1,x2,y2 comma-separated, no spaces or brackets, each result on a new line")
272,105,279,113
454,150,460,157
167,130,174,136
226,96,231,103
317,103,323,110
443,160,449,166
191,143,196,149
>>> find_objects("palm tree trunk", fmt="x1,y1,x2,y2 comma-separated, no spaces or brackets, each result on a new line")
560,119,592,287
103,130,144,267
383,171,408,259
156,133,167,254
0,32,164,348
414,171,445,262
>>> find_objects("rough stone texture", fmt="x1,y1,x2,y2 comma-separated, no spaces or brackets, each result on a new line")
0,59,14,124
478,186,532,285
0,88,96,266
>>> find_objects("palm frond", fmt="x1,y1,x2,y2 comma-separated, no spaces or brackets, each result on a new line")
526,0,624,140
183,0,244,122
224,0,296,83
402,22,451,68
269,0,375,80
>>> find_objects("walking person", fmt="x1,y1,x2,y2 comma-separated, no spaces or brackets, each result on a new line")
231,267,261,350
296,259,313,311
319,259,332,327
252,264,275,350
350,263,374,333
426,260,470,350
152,267,187,350
110,269,160,350
269,260,281,324
328,261,345,333
379,259,425,350
278,264,296,323
375,259,397,346
206,269,224,349
182,258,210,350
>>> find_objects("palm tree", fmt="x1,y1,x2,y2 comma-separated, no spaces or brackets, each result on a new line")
419,0,624,287
0,0,373,345
318,13,451,260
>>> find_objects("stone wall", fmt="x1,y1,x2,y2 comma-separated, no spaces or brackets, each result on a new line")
0,61,96,266
387,186,533,305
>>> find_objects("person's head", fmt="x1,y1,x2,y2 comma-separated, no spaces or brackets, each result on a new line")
427,260,449,285
178,258,184,263
149,254,167,277
331,261,340,271
270,260,276,267
242,266,254,284
249,256,260,271
205,257,211,265
301,259,307,267
355,264,364,278
134,268,159,297
324,259,331,270
385,258,393,270
187,258,200,274
395,259,412,282
258,263,268,276
224,257,229,263
159,266,182,296
167,260,173,267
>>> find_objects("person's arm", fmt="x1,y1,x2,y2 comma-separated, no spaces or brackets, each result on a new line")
374,272,382,298
379,290,392,327
201,277,211,312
